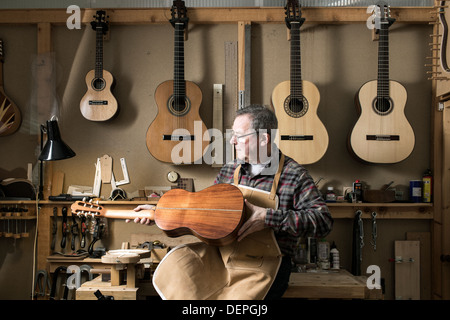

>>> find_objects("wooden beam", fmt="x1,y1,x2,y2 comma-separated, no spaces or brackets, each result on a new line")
0,7,433,25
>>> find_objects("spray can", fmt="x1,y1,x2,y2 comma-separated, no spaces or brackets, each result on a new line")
318,239,330,269
422,169,432,203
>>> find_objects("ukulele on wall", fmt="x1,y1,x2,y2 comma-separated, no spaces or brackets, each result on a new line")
0,39,21,136
80,10,118,121
146,0,209,164
270,0,328,165
349,1,414,164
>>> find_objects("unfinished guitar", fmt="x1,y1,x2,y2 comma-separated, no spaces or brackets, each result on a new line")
80,10,118,121
70,184,245,246
146,0,209,164
270,0,328,165
349,1,414,164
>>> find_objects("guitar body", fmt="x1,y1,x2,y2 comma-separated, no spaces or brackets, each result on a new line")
350,79,415,163
154,184,244,246
71,184,245,246
146,80,209,164
271,80,328,165
80,69,118,121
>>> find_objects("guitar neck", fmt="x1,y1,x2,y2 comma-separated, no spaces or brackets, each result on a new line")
103,209,155,220
95,27,104,79
174,23,186,100
290,22,302,99
377,21,390,99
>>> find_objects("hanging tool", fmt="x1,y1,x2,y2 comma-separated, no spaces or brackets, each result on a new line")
51,207,57,251
88,217,104,257
80,215,87,248
71,210,79,251
49,266,69,300
60,207,68,249
370,211,377,251
33,269,51,298
351,210,364,276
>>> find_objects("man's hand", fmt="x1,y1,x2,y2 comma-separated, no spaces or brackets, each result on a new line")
125,204,155,225
237,199,267,241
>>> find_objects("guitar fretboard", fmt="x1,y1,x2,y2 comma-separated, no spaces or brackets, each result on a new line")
377,20,390,99
95,26,104,80
290,22,302,99
174,23,186,104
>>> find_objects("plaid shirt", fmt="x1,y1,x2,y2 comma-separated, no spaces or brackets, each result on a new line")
214,153,333,257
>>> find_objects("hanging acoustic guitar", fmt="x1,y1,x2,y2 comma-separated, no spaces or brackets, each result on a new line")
146,0,209,164
349,1,414,164
270,0,328,165
80,10,118,121
0,39,21,136
70,184,245,247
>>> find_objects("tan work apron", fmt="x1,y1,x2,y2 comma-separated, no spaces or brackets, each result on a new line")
152,156,284,300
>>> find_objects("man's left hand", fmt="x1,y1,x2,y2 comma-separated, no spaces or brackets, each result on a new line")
237,199,267,241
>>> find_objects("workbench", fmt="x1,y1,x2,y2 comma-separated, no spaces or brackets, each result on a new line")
283,269,382,299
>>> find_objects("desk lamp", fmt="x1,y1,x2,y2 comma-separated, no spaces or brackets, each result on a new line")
38,116,75,199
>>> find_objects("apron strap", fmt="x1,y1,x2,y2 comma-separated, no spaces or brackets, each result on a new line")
233,153,285,201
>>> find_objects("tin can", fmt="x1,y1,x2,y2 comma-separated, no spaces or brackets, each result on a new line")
409,180,422,203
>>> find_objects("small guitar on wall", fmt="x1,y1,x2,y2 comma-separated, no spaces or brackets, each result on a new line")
80,10,118,121
146,0,209,164
270,0,328,165
349,1,414,164
0,39,21,136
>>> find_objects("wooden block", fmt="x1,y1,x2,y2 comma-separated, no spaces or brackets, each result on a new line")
394,240,420,300
406,232,431,299
100,154,112,183
51,170,64,196
283,270,366,299
76,276,138,300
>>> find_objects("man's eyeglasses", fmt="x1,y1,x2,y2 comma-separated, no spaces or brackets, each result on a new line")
230,131,257,143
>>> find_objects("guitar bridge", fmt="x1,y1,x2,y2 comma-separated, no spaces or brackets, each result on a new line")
366,135,400,141
163,135,195,141
280,135,313,141
89,100,108,105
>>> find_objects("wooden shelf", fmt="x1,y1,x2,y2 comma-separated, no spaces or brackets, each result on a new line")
0,7,432,25
327,202,433,219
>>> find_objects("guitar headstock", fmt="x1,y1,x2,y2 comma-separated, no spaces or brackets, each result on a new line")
170,0,189,29
285,0,305,29
71,200,105,218
91,10,109,34
374,1,395,29
0,39,3,63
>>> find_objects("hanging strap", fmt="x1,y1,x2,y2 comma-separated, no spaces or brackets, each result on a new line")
233,153,285,201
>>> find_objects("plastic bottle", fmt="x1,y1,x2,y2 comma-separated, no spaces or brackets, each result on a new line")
326,187,336,203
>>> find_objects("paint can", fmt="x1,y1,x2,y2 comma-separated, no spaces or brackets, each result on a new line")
409,180,422,203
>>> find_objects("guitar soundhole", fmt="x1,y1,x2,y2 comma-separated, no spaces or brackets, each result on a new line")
168,95,191,117
284,95,308,118
91,78,106,91
373,97,393,115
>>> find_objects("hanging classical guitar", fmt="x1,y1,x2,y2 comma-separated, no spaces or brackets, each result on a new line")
0,39,21,136
349,1,414,164
80,10,118,121
146,0,209,164
270,0,328,165
71,184,245,246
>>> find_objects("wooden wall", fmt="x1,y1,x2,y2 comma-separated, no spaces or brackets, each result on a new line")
0,9,432,299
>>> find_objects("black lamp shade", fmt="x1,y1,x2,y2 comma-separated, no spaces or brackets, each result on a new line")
39,119,76,161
